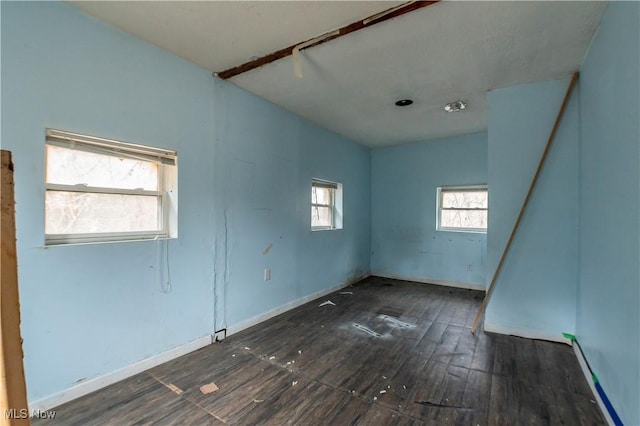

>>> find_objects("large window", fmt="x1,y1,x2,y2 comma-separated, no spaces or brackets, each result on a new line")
437,185,487,232
45,129,177,245
311,179,343,230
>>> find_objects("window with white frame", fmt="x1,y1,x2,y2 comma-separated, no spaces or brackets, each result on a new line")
437,185,488,232
311,179,343,230
45,129,178,245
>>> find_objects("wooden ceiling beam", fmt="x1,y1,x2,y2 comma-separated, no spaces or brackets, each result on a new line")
216,1,439,80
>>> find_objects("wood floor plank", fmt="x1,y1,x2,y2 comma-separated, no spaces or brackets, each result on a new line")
492,334,517,378
32,373,221,426
368,344,434,413
470,330,497,374
183,362,293,423
324,393,377,425
148,344,255,395
513,337,542,386
403,360,448,419
449,301,472,328
438,364,469,407
34,277,606,425
450,327,478,369
356,402,424,426
460,369,492,424
430,324,465,365
435,300,458,324
418,321,448,346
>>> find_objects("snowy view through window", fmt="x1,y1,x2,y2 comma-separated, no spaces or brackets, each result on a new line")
311,185,333,228
45,145,161,235
439,189,487,231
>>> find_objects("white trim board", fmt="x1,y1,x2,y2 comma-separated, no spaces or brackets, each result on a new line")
572,342,615,426
483,321,572,345
29,335,213,413
370,272,485,292
226,274,369,336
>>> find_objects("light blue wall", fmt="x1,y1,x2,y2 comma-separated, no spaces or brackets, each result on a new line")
485,78,580,338
577,2,640,424
1,1,216,402
1,1,370,404
211,80,370,329
5,2,637,421
371,133,488,288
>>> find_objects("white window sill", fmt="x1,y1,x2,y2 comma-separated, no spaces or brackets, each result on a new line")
40,235,176,248
436,228,487,234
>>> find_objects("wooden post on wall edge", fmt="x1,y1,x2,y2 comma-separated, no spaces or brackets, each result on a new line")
1,150,30,425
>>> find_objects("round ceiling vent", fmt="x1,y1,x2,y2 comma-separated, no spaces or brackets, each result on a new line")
395,99,414,107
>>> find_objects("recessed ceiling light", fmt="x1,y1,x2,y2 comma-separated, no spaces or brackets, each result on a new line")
444,100,467,112
395,99,413,107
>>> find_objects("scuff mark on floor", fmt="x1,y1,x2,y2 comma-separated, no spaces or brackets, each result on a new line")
378,314,415,329
414,400,473,411
353,323,382,338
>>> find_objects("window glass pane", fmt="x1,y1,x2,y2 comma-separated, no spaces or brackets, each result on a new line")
441,209,487,230
46,145,158,190
442,191,487,209
312,186,332,205
46,191,160,234
312,206,332,228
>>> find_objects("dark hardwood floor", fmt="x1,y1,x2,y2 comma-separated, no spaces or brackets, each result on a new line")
33,277,606,425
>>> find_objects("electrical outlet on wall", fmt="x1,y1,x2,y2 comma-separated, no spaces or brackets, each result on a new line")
264,268,271,281
467,264,473,271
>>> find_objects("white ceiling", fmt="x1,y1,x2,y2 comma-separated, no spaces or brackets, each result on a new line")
70,1,403,72
71,1,607,148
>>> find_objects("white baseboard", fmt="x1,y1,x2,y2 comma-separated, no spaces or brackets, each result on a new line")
370,272,485,292
483,321,572,345
573,342,615,426
29,335,213,412
227,274,369,336
28,275,371,412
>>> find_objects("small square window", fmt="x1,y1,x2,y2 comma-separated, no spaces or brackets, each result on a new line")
437,185,487,233
45,129,178,245
311,179,342,231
